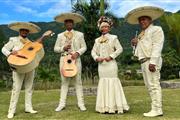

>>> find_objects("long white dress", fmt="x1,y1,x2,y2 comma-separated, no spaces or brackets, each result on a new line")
91,33,129,113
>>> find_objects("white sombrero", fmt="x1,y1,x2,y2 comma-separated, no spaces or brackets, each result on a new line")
125,6,164,24
8,22,41,33
54,12,86,23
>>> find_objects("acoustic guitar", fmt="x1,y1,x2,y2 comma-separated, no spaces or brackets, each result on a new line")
60,34,78,78
60,37,77,77
7,30,53,73
61,51,78,77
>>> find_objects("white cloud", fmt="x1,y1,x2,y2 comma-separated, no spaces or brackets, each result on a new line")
15,5,37,14
0,20,20,25
20,0,50,6
3,0,72,19
1,0,180,24
3,0,61,6
109,0,156,17
36,1,72,18
109,0,180,18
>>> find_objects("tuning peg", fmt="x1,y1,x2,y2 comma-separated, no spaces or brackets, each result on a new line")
51,32,55,36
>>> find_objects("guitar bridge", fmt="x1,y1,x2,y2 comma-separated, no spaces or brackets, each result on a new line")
16,55,28,59
65,69,74,71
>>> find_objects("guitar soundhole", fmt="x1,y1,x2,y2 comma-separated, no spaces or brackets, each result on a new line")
67,59,72,64
28,47,34,51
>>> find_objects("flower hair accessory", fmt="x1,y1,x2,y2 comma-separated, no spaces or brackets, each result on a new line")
97,16,113,28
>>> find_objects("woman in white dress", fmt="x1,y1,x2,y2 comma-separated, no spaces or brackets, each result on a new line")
91,16,129,114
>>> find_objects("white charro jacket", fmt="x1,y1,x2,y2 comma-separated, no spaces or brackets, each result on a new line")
54,29,87,56
134,24,164,65
2,36,30,57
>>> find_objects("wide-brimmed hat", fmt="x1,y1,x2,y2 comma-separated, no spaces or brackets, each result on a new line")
97,16,113,29
8,22,41,33
54,12,86,23
125,6,164,24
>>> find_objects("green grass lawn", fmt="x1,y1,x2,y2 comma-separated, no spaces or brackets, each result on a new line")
0,86,180,120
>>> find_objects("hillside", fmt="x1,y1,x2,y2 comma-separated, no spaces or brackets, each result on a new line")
0,11,179,80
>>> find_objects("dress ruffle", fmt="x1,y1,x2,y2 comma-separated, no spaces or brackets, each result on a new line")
96,77,129,113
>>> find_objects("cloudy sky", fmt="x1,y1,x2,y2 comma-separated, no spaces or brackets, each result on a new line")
0,0,179,24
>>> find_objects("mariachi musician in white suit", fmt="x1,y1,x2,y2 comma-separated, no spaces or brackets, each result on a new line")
54,13,87,111
125,6,164,117
2,22,41,119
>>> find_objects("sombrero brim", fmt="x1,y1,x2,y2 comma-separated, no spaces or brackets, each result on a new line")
125,6,164,24
8,22,41,33
54,13,86,23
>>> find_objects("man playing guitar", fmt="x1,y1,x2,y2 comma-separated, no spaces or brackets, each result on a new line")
1,22,52,119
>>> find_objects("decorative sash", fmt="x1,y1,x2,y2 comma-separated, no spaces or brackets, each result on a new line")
99,35,108,43
64,31,73,40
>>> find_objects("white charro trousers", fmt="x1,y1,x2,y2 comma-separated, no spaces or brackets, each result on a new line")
141,58,162,112
58,57,85,107
8,70,35,114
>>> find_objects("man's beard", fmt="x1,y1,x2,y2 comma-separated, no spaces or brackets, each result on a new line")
21,34,27,38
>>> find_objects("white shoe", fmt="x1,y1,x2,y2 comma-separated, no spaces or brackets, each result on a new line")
25,109,38,114
55,105,65,112
78,106,87,111
7,113,14,119
117,111,123,114
143,110,163,117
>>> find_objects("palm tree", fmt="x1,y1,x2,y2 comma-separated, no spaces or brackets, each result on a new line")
100,0,105,16
160,13,180,79
160,13,180,55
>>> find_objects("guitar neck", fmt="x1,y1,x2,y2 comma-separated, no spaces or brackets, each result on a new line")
36,36,46,43
35,30,53,43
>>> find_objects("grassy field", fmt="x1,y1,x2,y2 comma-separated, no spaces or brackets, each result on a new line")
0,86,180,120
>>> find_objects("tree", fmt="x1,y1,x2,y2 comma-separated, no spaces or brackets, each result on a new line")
159,13,180,79
161,48,180,79
160,13,180,55
0,29,9,73
100,0,104,16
